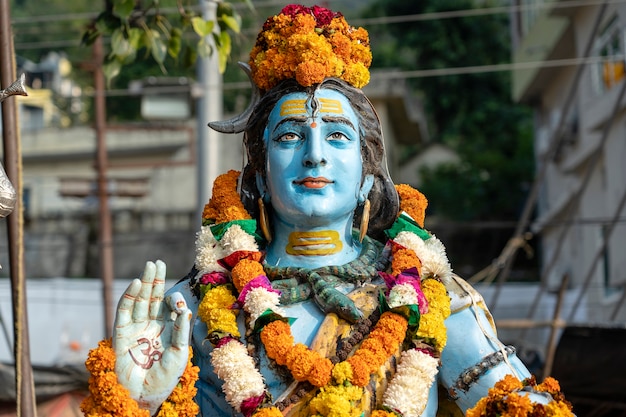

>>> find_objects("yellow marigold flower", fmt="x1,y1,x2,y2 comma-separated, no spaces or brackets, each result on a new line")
309,385,363,417
395,184,429,228
201,285,237,309
422,279,451,319
332,361,353,384
342,62,370,89
202,308,239,337
252,407,284,417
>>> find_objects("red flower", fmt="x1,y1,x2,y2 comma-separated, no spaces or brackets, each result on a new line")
311,5,340,26
281,4,311,18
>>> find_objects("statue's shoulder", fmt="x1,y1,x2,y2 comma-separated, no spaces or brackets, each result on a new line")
440,274,496,331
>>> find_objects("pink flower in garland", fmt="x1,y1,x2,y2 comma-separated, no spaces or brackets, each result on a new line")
199,271,230,286
380,267,429,314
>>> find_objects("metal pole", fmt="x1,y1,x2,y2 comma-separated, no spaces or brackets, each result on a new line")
196,0,222,219
0,0,36,415
93,36,115,338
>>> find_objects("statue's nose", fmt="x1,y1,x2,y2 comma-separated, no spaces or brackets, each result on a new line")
303,135,327,167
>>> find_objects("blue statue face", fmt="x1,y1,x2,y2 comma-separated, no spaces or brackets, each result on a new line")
261,89,372,227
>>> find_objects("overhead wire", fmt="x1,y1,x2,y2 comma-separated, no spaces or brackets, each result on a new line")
9,1,626,321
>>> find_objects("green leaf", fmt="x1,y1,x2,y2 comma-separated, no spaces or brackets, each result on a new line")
127,28,143,49
214,31,231,55
197,38,213,58
110,28,136,60
81,27,100,46
191,16,214,37
216,2,234,17
113,0,135,21
149,30,167,65
168,31,182,58
220,15,240,34
103,59,122,86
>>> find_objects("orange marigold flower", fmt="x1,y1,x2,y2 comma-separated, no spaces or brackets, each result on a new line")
371,411,397,417
358,337,387,361
85,339,115,374
495,374,524,392
395,184,428,228
537,376,561,394
296,60,328,87
202,170,251,224
260,320,294,365
352,348,385,374
308,357,333,387
285,343,317,381
231,259,265,291
249,7,371,90
376,312,409,342
391,247,422,276
346,356,370,387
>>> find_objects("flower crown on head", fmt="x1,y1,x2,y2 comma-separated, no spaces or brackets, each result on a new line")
249,4,372,91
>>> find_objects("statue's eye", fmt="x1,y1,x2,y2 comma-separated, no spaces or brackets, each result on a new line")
328,132,350,142
277,133,300,142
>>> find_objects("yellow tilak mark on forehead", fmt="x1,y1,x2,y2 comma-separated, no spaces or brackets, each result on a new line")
279,98,344,116
280,99,307,116
318,98,343,114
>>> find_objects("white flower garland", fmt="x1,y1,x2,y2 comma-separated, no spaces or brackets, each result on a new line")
382,349,440,417
393,231,452,280
210,339,266,412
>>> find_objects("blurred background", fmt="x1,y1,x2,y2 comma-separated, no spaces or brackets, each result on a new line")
1,0,626,415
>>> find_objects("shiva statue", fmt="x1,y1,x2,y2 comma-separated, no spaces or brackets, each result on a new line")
81,5,574,417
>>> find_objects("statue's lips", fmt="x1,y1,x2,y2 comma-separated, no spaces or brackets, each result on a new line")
294,177,333,189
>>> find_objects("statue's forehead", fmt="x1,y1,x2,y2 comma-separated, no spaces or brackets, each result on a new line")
272,90,354,118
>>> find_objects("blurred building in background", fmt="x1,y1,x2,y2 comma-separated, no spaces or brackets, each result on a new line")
511,1,626,414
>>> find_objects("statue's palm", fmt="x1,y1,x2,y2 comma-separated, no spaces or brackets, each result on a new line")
113,261,192,415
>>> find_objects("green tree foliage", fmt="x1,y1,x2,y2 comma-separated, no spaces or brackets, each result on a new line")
364,0,534,222
82,0,251,84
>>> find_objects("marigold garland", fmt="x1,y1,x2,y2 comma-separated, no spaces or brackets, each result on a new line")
202,169,251,224
395,184,428,228
81,339,199,417
249,5,372,90
465,374,574,417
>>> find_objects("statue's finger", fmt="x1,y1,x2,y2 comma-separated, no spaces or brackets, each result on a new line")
170,304,191,350
132,261,156,322
149,260,166,320
114,278,142,329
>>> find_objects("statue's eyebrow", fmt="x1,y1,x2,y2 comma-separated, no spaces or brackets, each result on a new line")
273,116,308,132
321,116,356,131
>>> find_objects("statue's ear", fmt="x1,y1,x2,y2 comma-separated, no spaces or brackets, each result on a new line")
256,172,269,203
359,174,374,204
